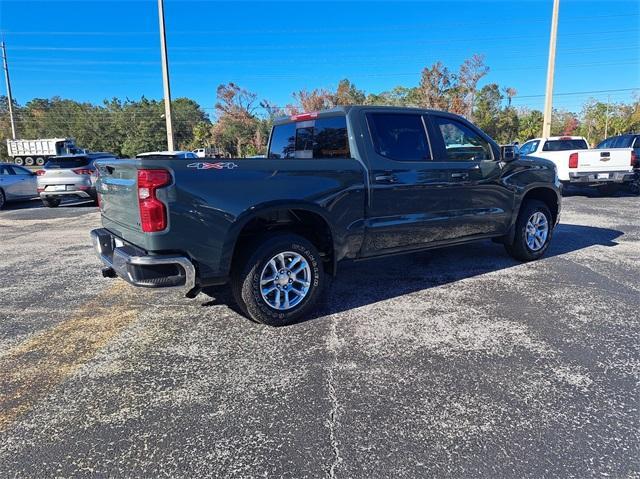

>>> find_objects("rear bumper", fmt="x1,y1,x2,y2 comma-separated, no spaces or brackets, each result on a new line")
90,228,196,291
40,189,95,199
567,171,634,184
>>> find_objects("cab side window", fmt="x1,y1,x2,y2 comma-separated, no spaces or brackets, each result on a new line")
432,116,493,161
367,113,431,161
519,140,539,156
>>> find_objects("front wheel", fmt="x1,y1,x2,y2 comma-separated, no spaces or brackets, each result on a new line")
504,200,553,262
0,189,5,210
231,233,325,326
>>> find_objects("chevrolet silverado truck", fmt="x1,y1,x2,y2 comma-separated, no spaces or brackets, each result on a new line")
91,106,561,325
517,136,636,194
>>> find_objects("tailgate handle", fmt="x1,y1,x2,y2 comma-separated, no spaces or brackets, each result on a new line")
600,152,610,157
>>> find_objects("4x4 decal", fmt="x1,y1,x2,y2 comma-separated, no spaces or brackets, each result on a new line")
187,162,238,170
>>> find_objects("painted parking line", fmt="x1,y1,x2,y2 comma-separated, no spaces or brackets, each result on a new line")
0,282,137,432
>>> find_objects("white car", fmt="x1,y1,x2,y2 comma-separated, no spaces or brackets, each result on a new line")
518,136,635,192
136,151,198,159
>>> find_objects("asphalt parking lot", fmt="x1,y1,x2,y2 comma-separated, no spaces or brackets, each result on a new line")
0,190,638,478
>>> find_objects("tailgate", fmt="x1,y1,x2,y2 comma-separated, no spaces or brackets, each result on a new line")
577,148,633,172
95,159,142,233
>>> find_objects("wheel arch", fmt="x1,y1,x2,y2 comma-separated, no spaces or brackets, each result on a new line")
520,186,560,225
224,202,337,276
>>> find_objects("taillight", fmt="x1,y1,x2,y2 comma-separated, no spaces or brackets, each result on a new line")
137,169,171,232
73,168,93,175
569,152,579,168
35,169,46,176
631,151,637,167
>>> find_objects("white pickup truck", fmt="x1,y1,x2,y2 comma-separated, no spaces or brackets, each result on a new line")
518,136,636,192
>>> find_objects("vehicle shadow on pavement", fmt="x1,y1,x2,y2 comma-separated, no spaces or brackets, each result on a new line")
202,223,623,324
562,185,638,198
0,198,96,211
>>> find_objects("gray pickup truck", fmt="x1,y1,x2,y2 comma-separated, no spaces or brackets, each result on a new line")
91,106,561,325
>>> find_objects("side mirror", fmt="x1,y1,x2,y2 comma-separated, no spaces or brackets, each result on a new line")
500,145,518,162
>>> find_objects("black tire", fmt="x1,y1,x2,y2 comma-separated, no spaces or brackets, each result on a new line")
0,189,5,210
14,157,24,166
25,157,35,166
231,233,325,326
42,197,61,208
504,200,554,262
35,157,45,166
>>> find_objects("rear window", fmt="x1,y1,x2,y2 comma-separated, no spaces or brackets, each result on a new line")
45,157,91,169
268,116,350,159
612,136,633,148
542,139,588,151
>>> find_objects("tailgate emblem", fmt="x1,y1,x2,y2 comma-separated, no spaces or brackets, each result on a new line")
187,162,238,170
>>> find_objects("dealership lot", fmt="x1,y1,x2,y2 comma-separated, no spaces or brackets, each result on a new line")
0,191,638,477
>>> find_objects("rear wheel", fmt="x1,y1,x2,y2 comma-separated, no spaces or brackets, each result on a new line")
42,197,61,208
231,233,325,326
24,157,35,166
35,157,45,166
0,189,5,210
504,200,553,262
14,157,24,166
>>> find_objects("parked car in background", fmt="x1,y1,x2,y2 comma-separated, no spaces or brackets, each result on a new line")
91,106,561,325
136,151,199,159
518,136,636,194
37,152,116,207
597,133,640,160
0,163,38,209
6,138,85,166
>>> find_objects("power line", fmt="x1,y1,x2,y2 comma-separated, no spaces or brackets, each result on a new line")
6,29,638,56
1,12,637,36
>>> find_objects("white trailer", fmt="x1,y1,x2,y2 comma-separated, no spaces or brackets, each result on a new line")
6,138,84,166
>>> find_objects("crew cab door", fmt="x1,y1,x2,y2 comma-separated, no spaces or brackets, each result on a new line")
360,111,456,254
426,114,513,238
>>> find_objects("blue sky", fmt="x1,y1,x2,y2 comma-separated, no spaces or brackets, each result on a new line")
0,0,638,117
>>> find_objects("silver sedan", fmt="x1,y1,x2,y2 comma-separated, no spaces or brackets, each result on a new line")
0,163,38,209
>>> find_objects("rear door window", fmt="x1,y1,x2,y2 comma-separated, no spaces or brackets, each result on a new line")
367,113,431,161
542,139,589,151
0,165,16,175
268,116,350,159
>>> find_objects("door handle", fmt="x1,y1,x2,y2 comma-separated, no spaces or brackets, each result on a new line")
451,172,469,180
375,173,398,184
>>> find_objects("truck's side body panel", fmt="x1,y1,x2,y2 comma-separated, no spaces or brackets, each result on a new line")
97,158,366,282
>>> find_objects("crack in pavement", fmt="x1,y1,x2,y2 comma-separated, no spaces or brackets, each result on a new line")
326,316,342,479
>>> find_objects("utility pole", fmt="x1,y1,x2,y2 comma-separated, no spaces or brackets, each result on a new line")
542,0,560,137
1,41,17,139
604,94,610,138
157,0,174,151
